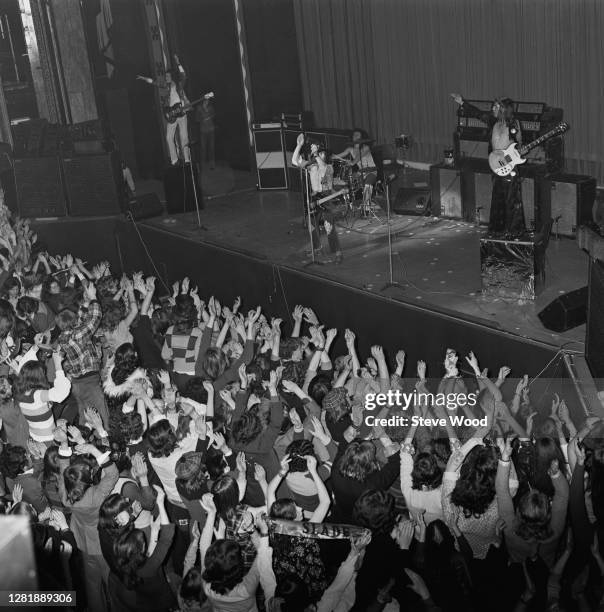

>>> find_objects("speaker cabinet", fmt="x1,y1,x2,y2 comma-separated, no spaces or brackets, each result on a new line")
63,154,121,216
9,157,67,218
540,174,596,237
538,286,588,332
164,163,202,215
125,192,163,221
586,258,604,378
253,128,287,190
459,167,493,224
430,164,461,219
392,185,431,215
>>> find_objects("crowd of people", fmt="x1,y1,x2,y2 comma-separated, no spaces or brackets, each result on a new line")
1,202,604,611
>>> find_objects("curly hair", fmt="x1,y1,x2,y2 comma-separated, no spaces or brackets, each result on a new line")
450,445,497,517
113,528,147,589
231,412,263,445
101,300,126,333
286,439,315,473
146,419,178,458
352,489,397,535
515,490,552,541
119,411,145,444
0,444,28,479
281,360,305,387
337,440,380,482
411,452,444,491
111,343,140,386
202,539,245,595
16,296,38,318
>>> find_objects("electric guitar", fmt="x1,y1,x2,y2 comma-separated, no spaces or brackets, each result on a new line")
164,91,214,124
488,122,569,176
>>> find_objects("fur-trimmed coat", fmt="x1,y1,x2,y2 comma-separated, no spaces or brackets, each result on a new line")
103,366,151,399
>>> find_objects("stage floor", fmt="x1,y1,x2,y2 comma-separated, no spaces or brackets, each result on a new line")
140,167,589,350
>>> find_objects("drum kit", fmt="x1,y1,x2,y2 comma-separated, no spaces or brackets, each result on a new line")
328,138,381,223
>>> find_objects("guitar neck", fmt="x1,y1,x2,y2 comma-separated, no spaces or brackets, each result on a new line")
519,127,564,155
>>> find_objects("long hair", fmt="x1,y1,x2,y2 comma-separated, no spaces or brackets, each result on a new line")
411,452,444,490
531,437,565,498
202,539,245,595
15,361,50,395
201,347,229,382
111,343,140,386
0,444,28,479
337,440,380,482
63,463,94,505
99,493,134,537
113,528,147,589
285,439,314,473
515,490,552,541
211,475,240,522
41,445,61,490
450,445,498,517
146,419,178,458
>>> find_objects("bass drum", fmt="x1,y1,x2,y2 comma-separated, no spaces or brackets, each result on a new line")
332,160,349,187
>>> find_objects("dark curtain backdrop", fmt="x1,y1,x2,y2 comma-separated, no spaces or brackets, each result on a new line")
293,0,604,182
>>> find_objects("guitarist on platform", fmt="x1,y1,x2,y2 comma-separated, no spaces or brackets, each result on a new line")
138,54,191,166
451,94,526,237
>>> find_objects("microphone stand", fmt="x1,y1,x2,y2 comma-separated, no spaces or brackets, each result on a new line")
380,161,403,291
302,166,324,267
184,142,207,231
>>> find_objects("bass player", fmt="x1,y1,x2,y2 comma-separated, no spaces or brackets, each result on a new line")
451,93,526,237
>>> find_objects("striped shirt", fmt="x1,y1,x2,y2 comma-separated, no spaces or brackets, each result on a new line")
161,326,203,374
17,370,71,442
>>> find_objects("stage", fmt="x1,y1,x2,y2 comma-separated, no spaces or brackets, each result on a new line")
137,166,588,351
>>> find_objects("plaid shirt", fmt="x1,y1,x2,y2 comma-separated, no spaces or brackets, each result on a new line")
58,301,102,378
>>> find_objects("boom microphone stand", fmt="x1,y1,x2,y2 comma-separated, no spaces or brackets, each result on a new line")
380,160,403,291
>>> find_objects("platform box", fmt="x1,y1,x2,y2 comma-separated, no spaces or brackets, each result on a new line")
480,237,546,300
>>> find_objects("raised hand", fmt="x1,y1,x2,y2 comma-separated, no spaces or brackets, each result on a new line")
304,455,318,473
67,425,85,445
236,451,246,475
392,519,414,550
303,307,319,326
498,366,511,380
296,133,305,147
417,360,426,380
181,277,190,294
254,463,266,482
131,453,148,480
396,350,406,369
371,345,384,361
279,454,291,475
292,305,304,322
344,328,355,345
548,458,560,478
171,280,180,298
201,493,216,514
12,482,23,503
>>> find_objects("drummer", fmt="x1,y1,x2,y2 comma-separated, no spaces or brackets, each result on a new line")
334,128,378,194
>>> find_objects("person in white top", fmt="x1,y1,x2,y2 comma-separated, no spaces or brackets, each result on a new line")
138,54,191,166
292,133,343,264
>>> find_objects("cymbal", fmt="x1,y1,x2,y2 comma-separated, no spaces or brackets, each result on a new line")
345,138,375,146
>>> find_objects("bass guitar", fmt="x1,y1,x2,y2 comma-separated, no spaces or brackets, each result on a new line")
488,122,569,177
164,91,214,124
